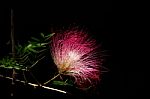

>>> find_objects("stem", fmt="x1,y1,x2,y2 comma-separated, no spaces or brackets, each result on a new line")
29,56,45,69
29,70,41,86
23,70,27,84
44,73,60,85
0,74,67,94
11,8,15,96
11,8,15,59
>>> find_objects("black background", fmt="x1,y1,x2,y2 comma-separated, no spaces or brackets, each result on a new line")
0,1,145,98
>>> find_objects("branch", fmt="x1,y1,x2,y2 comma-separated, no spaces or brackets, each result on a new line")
10,8,16,96
11,8,15,59
0,74,67,94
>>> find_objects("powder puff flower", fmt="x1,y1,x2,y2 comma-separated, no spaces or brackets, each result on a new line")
50,28,102,88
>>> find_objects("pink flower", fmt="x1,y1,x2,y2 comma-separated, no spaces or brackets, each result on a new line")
50,28,102,88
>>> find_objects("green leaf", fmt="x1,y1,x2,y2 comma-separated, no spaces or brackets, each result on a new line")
52,80,73,86
28,48,38,53
40,33,45,38
45,33,55,40
0,56,26,70
36,43,47,47
31,37,40,42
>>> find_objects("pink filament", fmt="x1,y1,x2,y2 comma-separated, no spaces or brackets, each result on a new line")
50,29,102,88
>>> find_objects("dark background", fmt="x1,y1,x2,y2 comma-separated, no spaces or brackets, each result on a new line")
0,1,145,98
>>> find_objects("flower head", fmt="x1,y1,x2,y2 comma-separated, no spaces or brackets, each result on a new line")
50,28,102,88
